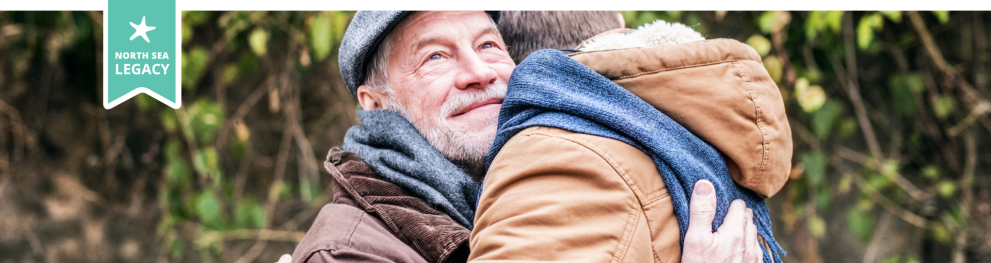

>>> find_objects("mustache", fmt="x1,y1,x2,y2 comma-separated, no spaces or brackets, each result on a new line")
439,83,507,118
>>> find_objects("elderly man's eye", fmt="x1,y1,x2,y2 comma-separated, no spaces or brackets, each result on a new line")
482,43,493,49
429,54,442,60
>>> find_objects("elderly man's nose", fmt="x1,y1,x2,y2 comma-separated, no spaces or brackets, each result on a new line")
455,53,498,90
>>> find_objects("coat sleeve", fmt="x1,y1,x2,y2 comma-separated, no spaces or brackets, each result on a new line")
468,127,659,263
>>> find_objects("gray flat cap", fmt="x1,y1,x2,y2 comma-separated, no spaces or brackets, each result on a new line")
339,11,501,96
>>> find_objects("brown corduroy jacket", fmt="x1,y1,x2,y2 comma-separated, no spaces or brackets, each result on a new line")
291,148,470,263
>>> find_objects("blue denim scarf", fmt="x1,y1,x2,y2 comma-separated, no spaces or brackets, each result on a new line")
484,49,785,262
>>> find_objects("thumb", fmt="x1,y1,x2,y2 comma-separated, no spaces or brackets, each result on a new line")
687,180,717,236
276,254,292,263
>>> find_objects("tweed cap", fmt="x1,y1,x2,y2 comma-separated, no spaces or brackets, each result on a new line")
339,11,501,96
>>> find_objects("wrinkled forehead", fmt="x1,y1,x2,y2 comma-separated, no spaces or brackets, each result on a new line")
389,11,499,48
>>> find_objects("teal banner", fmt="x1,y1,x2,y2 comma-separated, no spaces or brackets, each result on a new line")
104,0,180,109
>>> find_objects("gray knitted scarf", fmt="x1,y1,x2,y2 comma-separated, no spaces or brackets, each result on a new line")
342,109,479,229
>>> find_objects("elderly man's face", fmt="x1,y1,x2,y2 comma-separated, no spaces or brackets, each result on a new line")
360,11,515,171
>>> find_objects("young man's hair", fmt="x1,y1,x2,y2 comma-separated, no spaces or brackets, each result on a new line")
497,11,622,64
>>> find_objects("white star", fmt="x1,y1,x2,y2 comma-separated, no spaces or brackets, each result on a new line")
129,16,156,43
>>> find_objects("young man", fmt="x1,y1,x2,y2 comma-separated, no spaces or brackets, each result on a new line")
469,11,790,263
289,11,770,263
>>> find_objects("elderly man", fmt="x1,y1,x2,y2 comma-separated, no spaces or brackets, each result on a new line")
289,11,774,263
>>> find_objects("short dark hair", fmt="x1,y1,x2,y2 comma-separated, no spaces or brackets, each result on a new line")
497,11,621,63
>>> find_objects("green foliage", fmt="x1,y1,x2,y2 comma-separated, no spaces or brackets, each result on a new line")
808,215,826,238
795,77,827,113
889,73,923,116
811,100,843,139
746,34,772,57
932,11,950,24
800,151,827,187
758,11,791,34
309,12,334,61
933,95,956,120
249,27,270,56
182,47,209,88
234,197,267,229
847,204,875,243
195,191,225,230
857,13,884,50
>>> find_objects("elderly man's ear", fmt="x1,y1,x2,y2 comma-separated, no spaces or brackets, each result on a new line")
356,85,387,110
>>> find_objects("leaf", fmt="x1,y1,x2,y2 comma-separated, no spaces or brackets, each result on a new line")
195,191,225,230
815,187,833,209
223,64,239,84
811,100,843,139
938,180,956,198
932,11,949,24
763,55,783,84
805,11,826,41
808,215,826,238
189,99,225,144
800,151,827,187
837,118,858,139
889,74,919,116
881,159,899,179
857,15,875,50
847,208,875,243
795,78,827,113
166,160,191,186
930,224,952,243
758,11,791,34
922,165,940,180
182,24,193,45
867,172,892,190
746,34,772,57
193,147,221,180
825,11,844,33
933,95,956,120
879,11,902,23
248,27,269,56
234,197,267,229
309,12,333,62
181,47,209,89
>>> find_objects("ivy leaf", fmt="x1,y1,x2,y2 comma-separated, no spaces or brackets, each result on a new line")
181,47,209,89
763,55,783,84
195,191,225,230
938,180,956,198
248,27,269,56
847,208,875,243
933,95,956,120
746,34,772,57
795,78,827,113
189,99,225,144
808,216,827,238
932,11,950,24
825,11,844,34
234,198,267,229
309,12,333,62
811,100,843,139
758,11,791,34
879,11,902,23
800,151,827,187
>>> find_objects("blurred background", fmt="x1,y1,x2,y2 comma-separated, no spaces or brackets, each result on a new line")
0,10,988,263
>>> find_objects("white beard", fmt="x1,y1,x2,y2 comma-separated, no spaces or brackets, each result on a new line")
386,83,506,167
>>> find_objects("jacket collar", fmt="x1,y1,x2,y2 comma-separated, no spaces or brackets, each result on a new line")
324,147,470,263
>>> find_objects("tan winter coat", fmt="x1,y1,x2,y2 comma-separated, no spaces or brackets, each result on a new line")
469,26,792,263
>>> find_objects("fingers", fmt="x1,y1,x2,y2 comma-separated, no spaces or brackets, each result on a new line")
744,208,759,263
276,254,292,263
687,180,718,237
